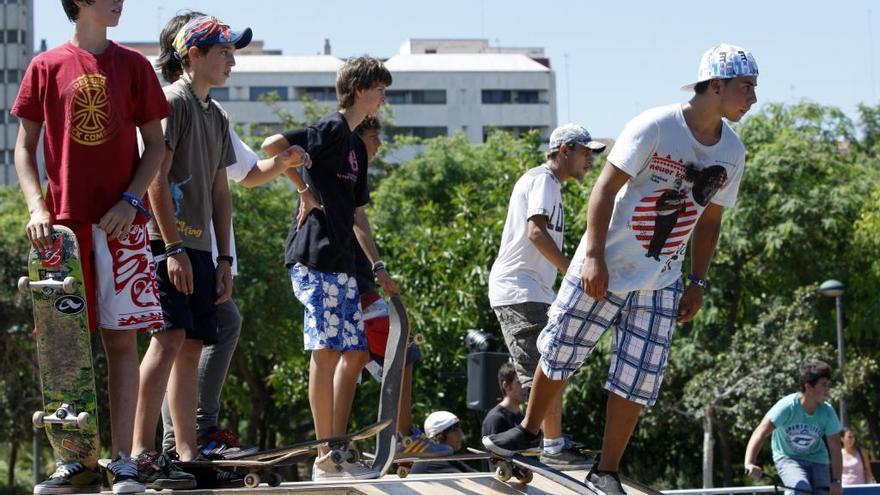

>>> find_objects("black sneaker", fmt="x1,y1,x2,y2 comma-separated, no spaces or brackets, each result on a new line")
482,425,541,457
106,455,145,494
33,462,101,494
198,427,258,459
135,451,196,490
185,454,244,489
585,464,628,495
540,448,592,469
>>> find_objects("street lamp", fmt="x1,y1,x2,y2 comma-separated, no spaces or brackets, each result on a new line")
818,279,846,426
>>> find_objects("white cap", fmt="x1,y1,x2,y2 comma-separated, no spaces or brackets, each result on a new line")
681,43,759,91
548,123,605,152
424,411,460,438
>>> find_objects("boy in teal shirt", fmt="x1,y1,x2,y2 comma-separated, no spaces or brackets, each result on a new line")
745,361,843,495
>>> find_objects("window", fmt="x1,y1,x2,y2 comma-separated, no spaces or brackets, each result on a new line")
295,87,336,102
482,89,547,104
389,126,447,141
250,86,288,102
515,90,539,104
5,30,20,43
386,90,446,105
482,90,511,104
210,87,230,101
483,126,549,142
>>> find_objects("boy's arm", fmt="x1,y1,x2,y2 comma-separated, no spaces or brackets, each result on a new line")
581,162,630,299
527,216,569,274
97,119,165,239
147,147,193,294
14,118,52,250
239,145,311,188
261,133,290,157
827,432,843,495
212,168,233,304
678,203,723,323
744,416,774,478
353,206,399,296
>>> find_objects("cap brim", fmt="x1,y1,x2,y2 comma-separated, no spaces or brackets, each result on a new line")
586,141,606,152
680,81,699,92
230,27,253,50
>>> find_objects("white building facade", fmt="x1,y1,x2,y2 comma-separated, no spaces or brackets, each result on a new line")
0,0,33,186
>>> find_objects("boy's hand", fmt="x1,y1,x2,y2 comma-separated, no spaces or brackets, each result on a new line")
275,145,311,169
376,269,399,296
676,284,704,323
743,464,762,479
296,190,324,228
26,209,54,251
99,200,138,240
580,255,608,300
167,251,194,295
215,261,233,304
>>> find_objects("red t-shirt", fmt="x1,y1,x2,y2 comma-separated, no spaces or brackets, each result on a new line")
11,41,170,224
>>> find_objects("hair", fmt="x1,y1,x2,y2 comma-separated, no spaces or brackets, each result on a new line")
799,360,832,392
497,362,518,394
156,10,210,84
62,0,94,22
354,115,382,136
694,78,732,94
336,56,392,109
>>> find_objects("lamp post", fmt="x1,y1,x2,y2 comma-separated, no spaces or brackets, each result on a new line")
818,279,846,426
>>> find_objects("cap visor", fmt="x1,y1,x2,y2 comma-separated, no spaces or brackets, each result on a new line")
586,141,606,152
680,82,698,92
231,27,253,50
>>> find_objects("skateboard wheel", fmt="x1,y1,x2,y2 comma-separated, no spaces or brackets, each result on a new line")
330,449,345,465
62,277,78,294
496,463,512,482
268,472,283,487
243,473,260,488
401,436,413,447
76,412,90,429
516,469,533,484
345,448,360,464
32,411,45,428
18,277,30,294
397,466,410,478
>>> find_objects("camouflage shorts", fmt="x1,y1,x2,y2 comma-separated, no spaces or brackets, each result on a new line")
492,302,549,392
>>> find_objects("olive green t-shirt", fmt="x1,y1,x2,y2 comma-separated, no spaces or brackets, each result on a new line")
148,79,235,252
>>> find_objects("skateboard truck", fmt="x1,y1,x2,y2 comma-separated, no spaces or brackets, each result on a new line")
33,402,90,429
18,276,78,295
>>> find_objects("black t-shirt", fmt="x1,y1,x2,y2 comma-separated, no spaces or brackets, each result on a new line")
283,112,369,274
354,241,376,292
481,404,525,437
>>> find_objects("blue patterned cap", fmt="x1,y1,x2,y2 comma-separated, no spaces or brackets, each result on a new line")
682,43,759,91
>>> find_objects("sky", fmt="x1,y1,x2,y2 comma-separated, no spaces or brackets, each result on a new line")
32,0,880,139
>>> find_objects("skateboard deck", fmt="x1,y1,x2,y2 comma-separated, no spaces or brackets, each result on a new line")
20,226,99,465
471,447,598,494
369,295,410,475
171,419,391,488
392,448,541,480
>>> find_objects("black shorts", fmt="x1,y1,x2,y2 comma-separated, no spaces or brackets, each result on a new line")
150,241,218,345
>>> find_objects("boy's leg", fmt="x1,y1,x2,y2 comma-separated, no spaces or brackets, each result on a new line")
167,339,203,460
100,329,140,456
331,274,369,435
133,331,185,453
775,457,813,495
808,461,831,495
310,349,340,450
521,367,567,434
197,298,242,433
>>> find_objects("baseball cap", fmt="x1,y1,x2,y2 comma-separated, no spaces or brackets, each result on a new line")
173,16,252,59
424,411,460,438
681,43,759,91
548,124,606,153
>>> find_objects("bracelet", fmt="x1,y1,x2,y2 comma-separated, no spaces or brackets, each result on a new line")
297,183,310,194
121,192,151,220
165,245,186,257
216,255,234,265
688,273,708,288
371,260,386,274
164,240,183,251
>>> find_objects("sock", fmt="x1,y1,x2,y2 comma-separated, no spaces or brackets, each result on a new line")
543,437,564,455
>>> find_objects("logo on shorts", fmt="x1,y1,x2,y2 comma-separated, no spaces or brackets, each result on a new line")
66,73,118,146
54,295,85,315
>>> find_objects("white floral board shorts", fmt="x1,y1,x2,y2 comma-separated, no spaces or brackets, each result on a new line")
537,275,684,407
289,263,367,352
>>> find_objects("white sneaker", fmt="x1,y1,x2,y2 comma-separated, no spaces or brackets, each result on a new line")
339,460,377,480
311,452,344,480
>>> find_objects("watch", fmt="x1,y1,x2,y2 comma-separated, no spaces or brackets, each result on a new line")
688,274,708,288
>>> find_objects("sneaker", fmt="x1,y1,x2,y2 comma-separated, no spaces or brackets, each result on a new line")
540,448,592,469
312,452,345,480
105,455,145,494
482,425,541,457
339,459,378,480
198,427,258,458
397,427,454,457
33,462,101,494
135,451,196,490
585,464,628,495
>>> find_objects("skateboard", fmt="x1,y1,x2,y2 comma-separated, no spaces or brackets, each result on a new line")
19,226,99,465
390,448,538,480
473,447,599,494
369,295,411,475
134,419,391,488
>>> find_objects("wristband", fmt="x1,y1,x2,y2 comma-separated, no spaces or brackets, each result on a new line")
688,274,708,288
216,255,234,265
164,240,183,251
371,260,386,274
121,192,151,220
297,183,310,194
165,245,186,257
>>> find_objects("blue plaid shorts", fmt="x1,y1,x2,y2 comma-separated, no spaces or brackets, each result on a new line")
537,275,684,406
289,263,367,352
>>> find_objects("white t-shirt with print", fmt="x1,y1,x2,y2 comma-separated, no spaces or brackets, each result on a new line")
567,104,746,292
489,164,565,306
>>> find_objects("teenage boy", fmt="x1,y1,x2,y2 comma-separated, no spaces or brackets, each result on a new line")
410,412,471,475
488,123,604,467
13,0,169,493
152,11,310,460
745,361,843,495
261,57,398,480
484,44,759,495
482,362,525,437
132,15,251,488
